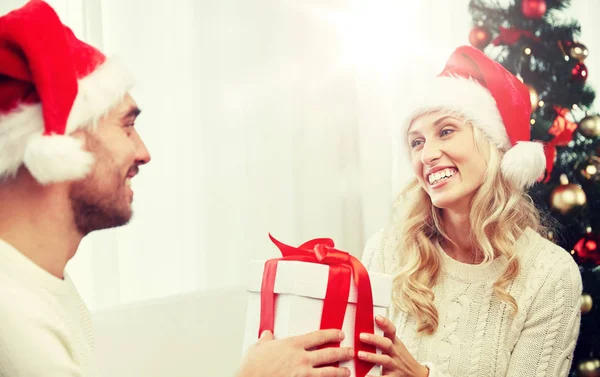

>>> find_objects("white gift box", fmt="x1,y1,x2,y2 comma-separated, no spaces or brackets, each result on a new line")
241,259,393,377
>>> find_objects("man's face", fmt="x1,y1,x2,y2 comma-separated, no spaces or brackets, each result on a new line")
70,94,151,235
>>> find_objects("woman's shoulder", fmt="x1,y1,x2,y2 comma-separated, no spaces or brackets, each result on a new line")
518,228,582,293
361,226,402,274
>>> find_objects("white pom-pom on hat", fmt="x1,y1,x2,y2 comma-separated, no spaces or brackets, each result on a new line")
23,133,95,185
500,141,546,188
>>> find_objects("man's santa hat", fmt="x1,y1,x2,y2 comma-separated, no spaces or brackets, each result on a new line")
404,45,547,188
0,0,134,184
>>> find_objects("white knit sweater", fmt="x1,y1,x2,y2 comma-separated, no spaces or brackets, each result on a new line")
361,227,582,377
0,239,98,377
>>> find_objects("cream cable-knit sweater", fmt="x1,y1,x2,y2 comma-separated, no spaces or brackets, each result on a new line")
361,227,582,377
0,239,98,377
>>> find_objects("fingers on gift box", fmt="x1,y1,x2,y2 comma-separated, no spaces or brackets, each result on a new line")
241,235,393,377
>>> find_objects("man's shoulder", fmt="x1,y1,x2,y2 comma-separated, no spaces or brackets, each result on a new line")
0,274,49,321
0,273,69,335
0,275,79,375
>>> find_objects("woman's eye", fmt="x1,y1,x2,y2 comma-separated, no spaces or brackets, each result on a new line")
410,139,423,149
440,128,454,137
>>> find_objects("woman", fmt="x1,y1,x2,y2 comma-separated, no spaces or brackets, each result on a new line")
357,45,582,377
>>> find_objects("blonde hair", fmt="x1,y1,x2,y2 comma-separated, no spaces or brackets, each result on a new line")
392,112,546,335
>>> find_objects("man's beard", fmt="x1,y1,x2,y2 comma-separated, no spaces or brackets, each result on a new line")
69,131,137,236
69,170,133,236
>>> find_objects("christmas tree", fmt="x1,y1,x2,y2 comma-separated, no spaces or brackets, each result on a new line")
467,0,600,376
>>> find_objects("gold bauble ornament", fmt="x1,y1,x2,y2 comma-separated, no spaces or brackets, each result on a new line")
581,293,593,314
526,84,539,112
579,115,600,138
579,156,600,183
569,42,589,61
578,358,600,377
550,175,587,216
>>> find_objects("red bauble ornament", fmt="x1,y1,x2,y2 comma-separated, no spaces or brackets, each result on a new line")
573,232,600,265
572,62,588,82
522,0,547,19
469,26,492,50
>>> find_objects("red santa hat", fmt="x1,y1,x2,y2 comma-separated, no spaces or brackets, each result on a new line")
0,0,134,184
404,45,546,188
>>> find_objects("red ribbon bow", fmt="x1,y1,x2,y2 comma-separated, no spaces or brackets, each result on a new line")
259,234,376,377
543,106,578,182
493,26,541,46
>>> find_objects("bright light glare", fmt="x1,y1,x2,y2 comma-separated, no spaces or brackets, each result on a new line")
325,1,420,73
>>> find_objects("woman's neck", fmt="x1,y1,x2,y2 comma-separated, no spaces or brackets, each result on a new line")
440,209,480,264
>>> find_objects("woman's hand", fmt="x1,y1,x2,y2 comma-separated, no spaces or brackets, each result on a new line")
358,315,429,377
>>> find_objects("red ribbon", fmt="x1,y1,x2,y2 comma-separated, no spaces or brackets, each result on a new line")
493,26,541,46
259,234,376,377
543,106,577,182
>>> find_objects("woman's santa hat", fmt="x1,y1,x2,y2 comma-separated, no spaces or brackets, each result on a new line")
405,45,547,188
0,0,134,184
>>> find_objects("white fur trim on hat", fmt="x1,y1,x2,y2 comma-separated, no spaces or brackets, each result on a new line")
0,56,134,184
66,57,135,133
0,103,42,180
500,141,546,188
405,76,512,151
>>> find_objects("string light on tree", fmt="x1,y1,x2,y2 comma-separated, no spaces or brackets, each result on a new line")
578,156,600,183
577,358,600,377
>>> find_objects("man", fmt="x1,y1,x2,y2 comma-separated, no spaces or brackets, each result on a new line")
0,1,351,376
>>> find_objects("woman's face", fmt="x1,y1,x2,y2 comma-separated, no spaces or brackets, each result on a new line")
407,112,488,212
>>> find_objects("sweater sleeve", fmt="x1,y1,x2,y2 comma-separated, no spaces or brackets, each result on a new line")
0,306,85,377
505,256,582,377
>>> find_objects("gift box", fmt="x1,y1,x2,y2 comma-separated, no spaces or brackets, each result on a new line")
241,235,393,377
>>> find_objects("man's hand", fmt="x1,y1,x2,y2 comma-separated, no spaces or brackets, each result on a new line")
237,329,353,377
